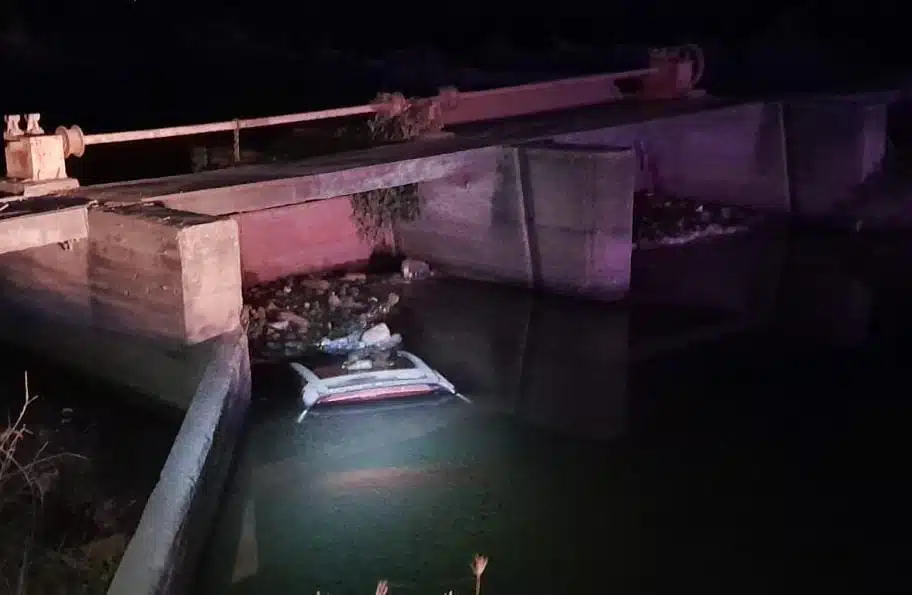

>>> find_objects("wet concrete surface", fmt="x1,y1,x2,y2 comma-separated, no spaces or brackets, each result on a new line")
195,226,910,595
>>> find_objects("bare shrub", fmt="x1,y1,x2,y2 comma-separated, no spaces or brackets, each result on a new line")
349,91,453,244
0,372,114,595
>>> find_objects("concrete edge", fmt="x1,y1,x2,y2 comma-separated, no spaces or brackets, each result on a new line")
107,329,251,595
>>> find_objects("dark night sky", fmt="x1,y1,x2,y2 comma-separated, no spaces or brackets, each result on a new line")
0,0,880,42
1,0,906,126
2,0,904,54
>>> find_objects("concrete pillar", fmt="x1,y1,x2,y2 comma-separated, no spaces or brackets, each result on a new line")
0,201,88,255
0,205,244,408
395,148,529,284
555,102,791,213
520,142,636,300
88,207,242,345
396,144,637,302
785,97,889,219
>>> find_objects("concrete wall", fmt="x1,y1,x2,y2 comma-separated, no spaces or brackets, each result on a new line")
784,98,888,219
232,196,375,286
0,210,252,595
0,205,243,347
555,102,791,212
396,144,637,301
521,142,636,299
0,204,245,408
108,330,251,595
0,202,88,255
89,207,242,345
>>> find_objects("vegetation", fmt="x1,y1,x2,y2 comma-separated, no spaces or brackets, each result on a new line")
0,373,122,595
349,91,453,244
354,554,489,595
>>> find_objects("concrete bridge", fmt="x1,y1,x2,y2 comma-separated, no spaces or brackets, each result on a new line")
0,53,900,594
0,92,894,345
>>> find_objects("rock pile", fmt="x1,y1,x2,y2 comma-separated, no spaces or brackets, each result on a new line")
242,272,404,361
634,193,765,248
242,259,432,362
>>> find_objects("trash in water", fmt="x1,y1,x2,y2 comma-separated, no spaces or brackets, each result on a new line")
361,322,392,346
344,358,375,371
318,323,403,356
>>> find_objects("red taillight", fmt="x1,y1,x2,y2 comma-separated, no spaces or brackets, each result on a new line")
320,384,436,404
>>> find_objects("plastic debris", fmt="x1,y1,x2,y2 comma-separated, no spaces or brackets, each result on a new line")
401,258,431,281
318,323,402,356
361,322,392,345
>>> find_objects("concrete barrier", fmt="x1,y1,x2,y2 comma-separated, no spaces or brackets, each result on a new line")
555,102,791,213
107,330,250,595
0,204,243,347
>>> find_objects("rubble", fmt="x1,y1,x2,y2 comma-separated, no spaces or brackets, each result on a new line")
634,193,765,248
242,270,411,362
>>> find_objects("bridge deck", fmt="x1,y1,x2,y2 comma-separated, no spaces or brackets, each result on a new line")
68,96,746,214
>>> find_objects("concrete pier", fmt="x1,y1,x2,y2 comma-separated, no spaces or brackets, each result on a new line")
0,203,243,402
0,205,242,345
396,143,637,298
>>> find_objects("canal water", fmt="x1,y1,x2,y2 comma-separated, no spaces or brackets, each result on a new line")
195,227,909,595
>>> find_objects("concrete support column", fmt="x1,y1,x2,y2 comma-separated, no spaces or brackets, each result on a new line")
395,148,527,284
520,142,636,300
89,207,243,345
784,97,889,219
0,205,243,408
396,143,637,302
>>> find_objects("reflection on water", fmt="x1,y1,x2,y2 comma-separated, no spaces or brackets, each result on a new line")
197,227,909,595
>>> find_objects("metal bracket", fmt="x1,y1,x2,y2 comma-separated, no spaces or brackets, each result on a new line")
25,113,44,135
2,113,80,196
4,115,23,141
